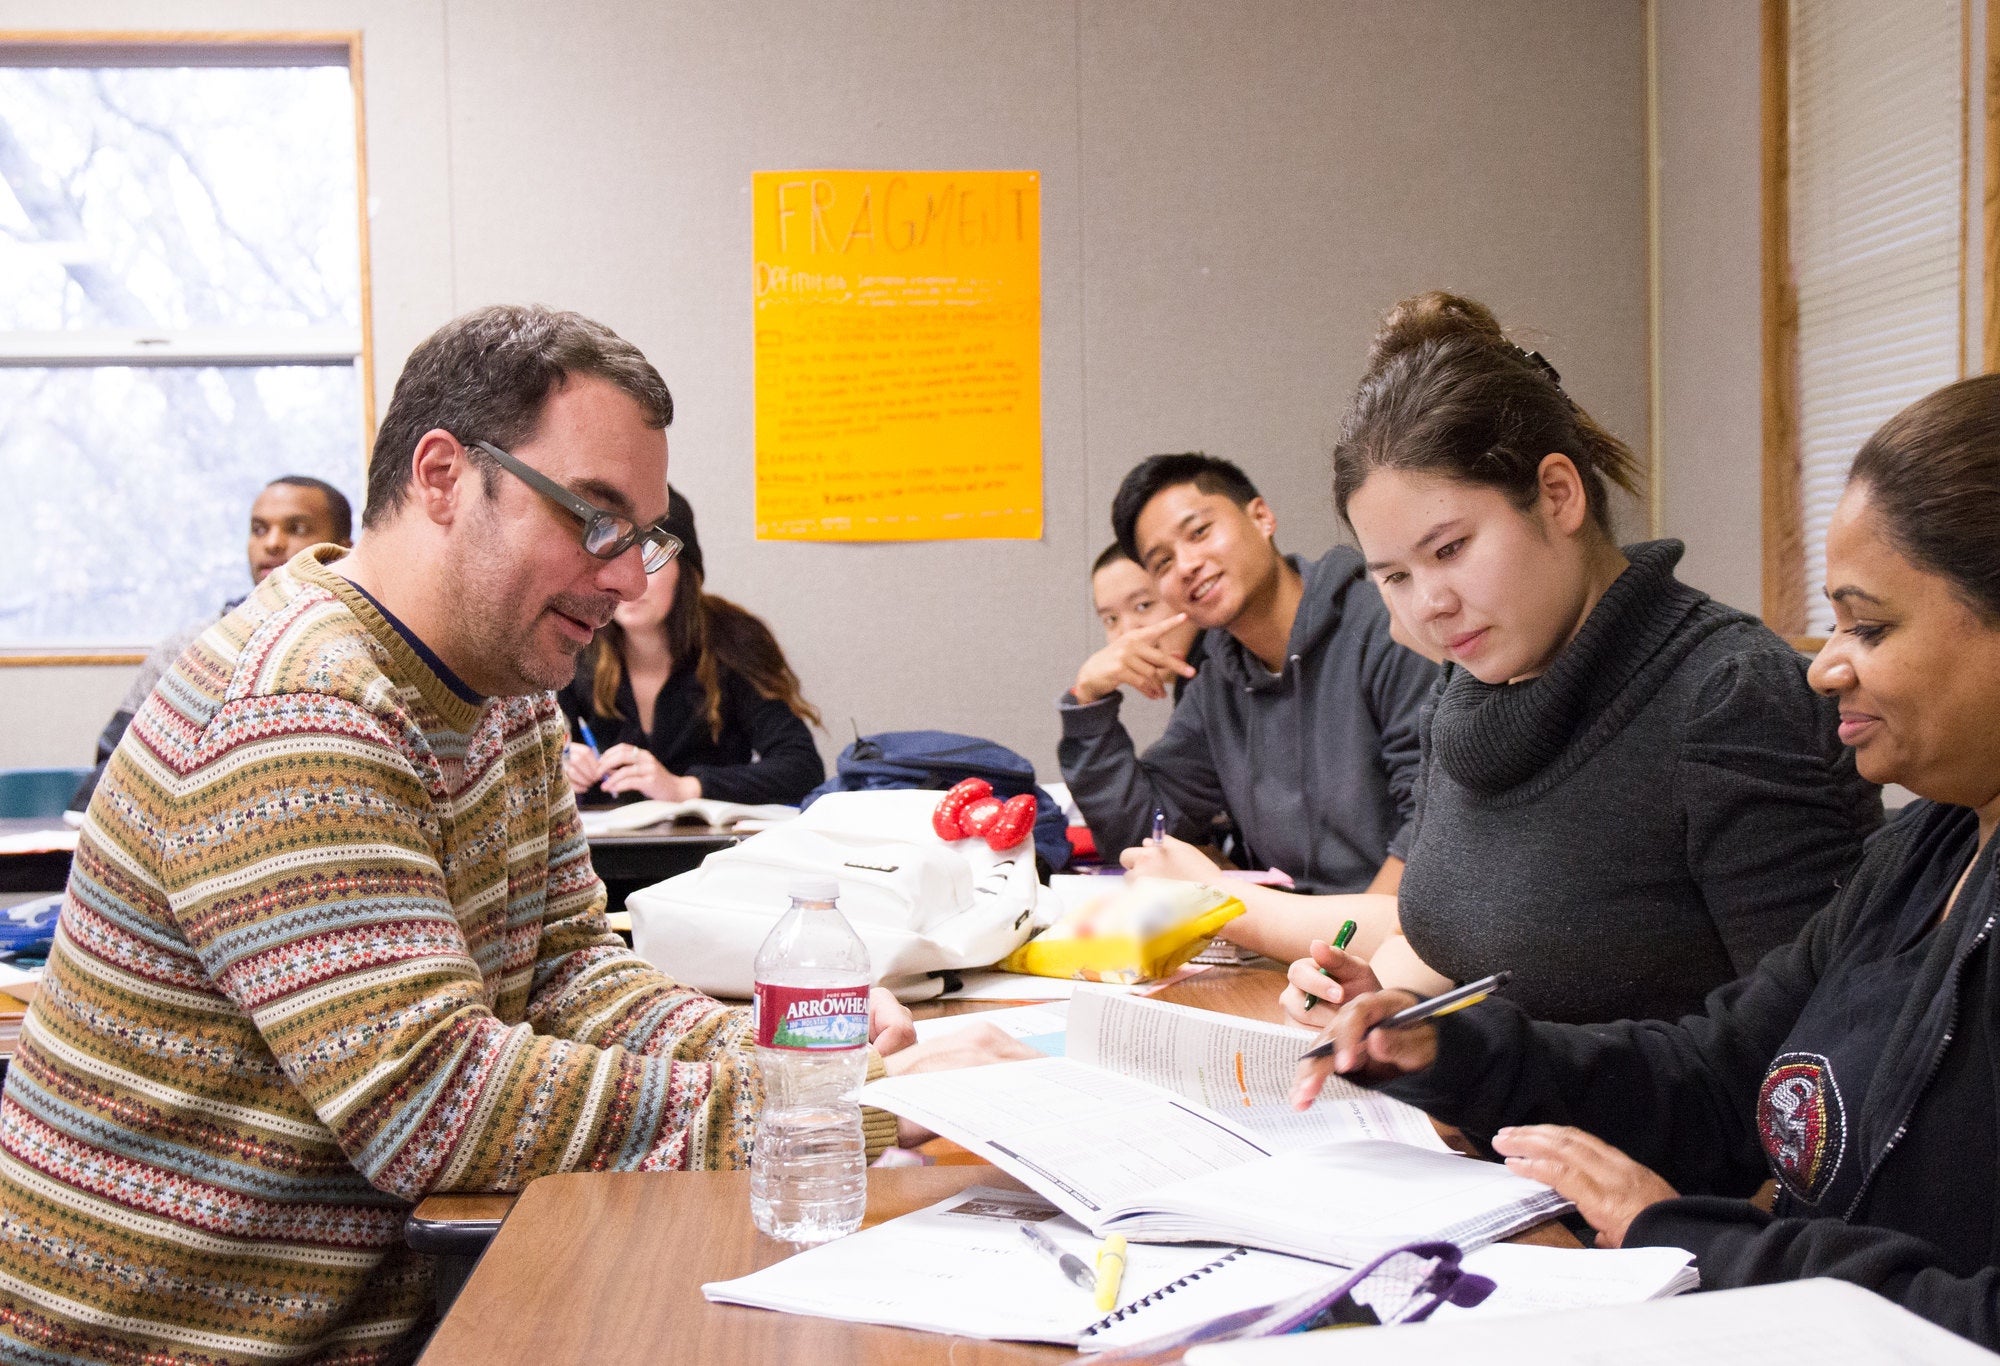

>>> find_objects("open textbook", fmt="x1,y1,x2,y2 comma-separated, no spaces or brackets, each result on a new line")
575,797,798,835
916,988,1448,1152
857,992,1567,1265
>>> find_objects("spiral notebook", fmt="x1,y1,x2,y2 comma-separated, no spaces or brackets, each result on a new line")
700,1185,1348,1350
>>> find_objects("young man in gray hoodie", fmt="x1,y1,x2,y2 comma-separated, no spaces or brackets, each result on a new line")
1058,453,1436,901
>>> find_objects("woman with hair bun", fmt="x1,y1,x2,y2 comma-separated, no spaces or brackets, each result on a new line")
1130,290,1880,1025
559,488,826,807
1293,371,2000,1353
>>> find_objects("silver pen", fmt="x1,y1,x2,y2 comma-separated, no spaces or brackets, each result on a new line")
1017,1221,1096,1292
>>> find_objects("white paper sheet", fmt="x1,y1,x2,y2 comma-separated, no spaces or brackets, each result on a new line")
1066,988,1448,1152
1433,1243,1698,1320
704,1185,1342,1348
1186,1278,2000,1365
858,1057,1270,1229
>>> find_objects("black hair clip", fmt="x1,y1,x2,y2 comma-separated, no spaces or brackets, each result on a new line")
1513,344,1563,390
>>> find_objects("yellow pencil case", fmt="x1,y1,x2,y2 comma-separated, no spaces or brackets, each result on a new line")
997,880,1246,984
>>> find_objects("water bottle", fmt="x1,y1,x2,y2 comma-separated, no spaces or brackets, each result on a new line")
749,876,872,1244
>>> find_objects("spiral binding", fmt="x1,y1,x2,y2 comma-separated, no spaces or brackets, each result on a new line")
1076,1247,1248,1339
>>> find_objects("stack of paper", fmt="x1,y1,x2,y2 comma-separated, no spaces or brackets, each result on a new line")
704,1185,1346,1350
1438,1243,1698,1320
1183,1278,1999,1364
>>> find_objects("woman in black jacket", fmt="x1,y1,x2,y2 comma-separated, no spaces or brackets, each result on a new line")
558,489,825,807
1294,374,2000,1348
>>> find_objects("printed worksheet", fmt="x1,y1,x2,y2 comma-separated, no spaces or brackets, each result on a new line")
858,1058,1269,1227
1066,988,1448,1152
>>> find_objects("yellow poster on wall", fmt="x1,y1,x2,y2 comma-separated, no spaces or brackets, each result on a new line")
753,169,1042,541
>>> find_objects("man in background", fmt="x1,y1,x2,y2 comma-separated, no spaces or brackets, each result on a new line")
1058,453,1436,899
68,475,353,809
1075,540,1207,706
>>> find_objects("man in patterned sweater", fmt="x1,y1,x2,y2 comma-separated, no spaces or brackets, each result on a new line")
0,305,1029,1364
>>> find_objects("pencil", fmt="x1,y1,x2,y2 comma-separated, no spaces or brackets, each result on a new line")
1299,972,1511,1062
1301,918,1358,1012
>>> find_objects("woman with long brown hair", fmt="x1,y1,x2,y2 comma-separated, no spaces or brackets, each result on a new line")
558,489,825,806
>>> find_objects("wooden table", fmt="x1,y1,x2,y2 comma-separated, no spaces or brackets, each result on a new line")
415,969,1577,1363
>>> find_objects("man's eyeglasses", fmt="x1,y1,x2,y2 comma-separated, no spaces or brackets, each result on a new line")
466,438,682,574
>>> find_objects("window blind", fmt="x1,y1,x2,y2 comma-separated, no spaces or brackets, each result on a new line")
1789,0,1963,635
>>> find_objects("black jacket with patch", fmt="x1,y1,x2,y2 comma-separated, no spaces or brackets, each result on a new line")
1380,800,2000,1348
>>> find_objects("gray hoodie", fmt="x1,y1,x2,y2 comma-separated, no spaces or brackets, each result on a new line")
1057,546,1437,892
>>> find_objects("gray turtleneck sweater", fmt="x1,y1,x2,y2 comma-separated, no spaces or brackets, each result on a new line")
1396,541,1883,1024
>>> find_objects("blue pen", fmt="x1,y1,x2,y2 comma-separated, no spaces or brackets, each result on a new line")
1151,807,1166,845
575,718,601,756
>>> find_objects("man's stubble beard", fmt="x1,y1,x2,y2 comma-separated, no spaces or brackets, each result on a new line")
442,519,576,697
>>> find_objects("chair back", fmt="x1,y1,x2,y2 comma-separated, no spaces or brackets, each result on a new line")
0,767,93,819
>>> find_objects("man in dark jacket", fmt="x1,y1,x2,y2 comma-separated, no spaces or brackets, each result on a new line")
1057,453,1436,894
68,475,354,811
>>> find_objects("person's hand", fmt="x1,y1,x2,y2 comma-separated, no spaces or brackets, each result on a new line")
563,743,603,794
1290,988,1436,1108
597,743,699,801
1281,939,1383,1029
867,987,916,1056
879,1023,1041,1148
1490,1126,1678,1247
1118,833,1223,883
1072,615,1198,703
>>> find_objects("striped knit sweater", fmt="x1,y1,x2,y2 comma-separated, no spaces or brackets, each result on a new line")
0,547,891,1364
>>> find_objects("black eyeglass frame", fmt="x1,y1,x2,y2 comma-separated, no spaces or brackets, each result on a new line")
465,437,682,573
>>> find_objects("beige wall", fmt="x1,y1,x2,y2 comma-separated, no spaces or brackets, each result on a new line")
1653,0,1763,615
2,0,1650,777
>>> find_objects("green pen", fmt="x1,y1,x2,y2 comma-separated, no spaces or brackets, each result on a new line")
1302,919,1358,1012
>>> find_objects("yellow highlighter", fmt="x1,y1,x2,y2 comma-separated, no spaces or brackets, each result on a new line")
1094,1235,1128,1312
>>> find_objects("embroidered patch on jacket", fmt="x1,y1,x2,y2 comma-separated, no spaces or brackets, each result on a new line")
1757,1051,1847,1205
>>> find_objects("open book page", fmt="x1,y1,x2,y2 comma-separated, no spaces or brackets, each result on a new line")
1184,1278,2000,1366
1429,1243,1697,1320
1066,988,1448,1153
576,798,799,835
856,1058,1269,1232
702,1186,1341,1347
911,1002,1069,1053
1122,1139,1570,1265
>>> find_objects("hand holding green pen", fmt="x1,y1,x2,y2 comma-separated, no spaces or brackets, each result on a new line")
1300,919,1358,1012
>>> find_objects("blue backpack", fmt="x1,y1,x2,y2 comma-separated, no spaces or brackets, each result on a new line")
801,729,1071,872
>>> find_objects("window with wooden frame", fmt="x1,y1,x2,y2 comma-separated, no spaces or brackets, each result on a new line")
0,32,373,662
1763,0,1972,647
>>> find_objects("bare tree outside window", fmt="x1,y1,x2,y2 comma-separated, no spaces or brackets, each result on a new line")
0,56,366,648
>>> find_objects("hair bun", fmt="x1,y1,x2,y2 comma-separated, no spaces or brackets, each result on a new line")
1365,290,1507,375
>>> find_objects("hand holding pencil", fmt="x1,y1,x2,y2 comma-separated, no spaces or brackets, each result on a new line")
1288,972,1511,1108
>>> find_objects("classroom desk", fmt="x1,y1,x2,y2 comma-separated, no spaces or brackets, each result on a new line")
0,819,73,896
576,824,739,914
414,969,1579,1363
0,818,733,906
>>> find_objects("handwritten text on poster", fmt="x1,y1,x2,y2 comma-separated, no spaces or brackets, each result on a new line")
753,170,1042,540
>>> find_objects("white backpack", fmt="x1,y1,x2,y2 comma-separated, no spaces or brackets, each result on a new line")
625,789,1046,1000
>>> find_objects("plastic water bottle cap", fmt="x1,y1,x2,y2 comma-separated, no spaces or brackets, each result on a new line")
789,875,841,903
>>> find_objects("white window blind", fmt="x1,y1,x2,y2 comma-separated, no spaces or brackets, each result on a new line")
1789,0,1964,634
